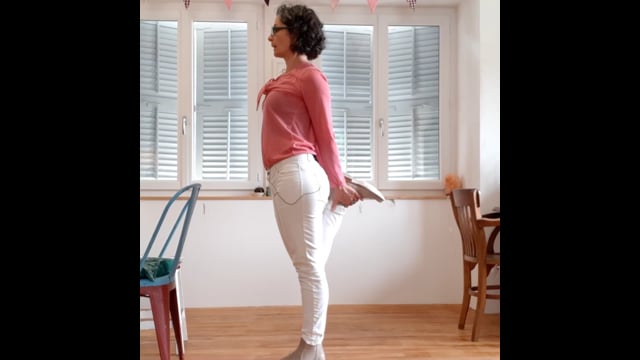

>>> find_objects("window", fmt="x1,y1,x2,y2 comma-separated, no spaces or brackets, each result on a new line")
140,3,455,195
140,20,178,181
323,25,374,180
386,25,441,181
193,22,249,182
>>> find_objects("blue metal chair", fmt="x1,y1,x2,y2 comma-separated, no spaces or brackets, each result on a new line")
140,183,201,360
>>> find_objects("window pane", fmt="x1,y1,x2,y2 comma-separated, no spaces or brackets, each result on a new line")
323,25,373,180
140,20,178,180
193,22,249,181
387,26,440,180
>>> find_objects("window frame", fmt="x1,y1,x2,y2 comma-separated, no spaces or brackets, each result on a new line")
376,9,455,191
140,3,181,191
140,1,264,194
313,6,456,193
188,3,264,192
141,2,457,197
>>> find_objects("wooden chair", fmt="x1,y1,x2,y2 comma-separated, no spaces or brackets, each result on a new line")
448,188,500,341
140,183,201,360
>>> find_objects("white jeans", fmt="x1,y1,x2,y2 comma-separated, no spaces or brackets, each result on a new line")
267,153,346,346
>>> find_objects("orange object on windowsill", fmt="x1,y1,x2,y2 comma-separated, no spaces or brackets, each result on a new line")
444,174,462,195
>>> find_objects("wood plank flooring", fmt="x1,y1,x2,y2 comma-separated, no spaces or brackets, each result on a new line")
140,304,500,360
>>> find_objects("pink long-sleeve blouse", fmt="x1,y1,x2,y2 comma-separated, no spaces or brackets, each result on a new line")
256,62,346,188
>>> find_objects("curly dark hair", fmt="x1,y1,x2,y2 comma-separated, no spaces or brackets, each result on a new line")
276,3,326,60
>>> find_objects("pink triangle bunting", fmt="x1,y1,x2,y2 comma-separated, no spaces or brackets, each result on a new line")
225,0,232,10
367,0,377,13
331,0,340,10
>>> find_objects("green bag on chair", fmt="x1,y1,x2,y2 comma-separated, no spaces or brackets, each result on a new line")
140,257,175,281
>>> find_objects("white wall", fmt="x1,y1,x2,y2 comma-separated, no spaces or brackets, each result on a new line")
141,198,468,307
457,0,500,312
140,0,500,312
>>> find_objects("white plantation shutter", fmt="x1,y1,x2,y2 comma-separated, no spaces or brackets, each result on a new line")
140,21,178,180
139,4,452,193
387,26,440,180
323,27,373,180
194,24,249,181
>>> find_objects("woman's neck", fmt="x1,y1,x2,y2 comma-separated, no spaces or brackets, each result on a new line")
284,54,309,73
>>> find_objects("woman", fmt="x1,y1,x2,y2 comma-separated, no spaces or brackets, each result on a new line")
256,3,384,360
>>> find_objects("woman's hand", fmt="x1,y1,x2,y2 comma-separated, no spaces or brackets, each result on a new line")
329,184,362,211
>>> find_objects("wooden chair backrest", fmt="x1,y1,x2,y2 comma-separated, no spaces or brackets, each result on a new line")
449,188,487,264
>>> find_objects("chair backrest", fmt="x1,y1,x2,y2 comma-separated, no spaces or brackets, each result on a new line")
448,188,487,263
140,183,201,284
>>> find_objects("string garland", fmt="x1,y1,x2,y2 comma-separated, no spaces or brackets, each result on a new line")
182,0,417,12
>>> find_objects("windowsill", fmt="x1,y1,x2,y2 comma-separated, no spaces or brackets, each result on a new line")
140,194,274,201
140,190,447,201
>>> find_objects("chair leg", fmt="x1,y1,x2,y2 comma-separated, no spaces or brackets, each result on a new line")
148,287,172,360
170,288,185,360
471,275,488,342
458,264,472,330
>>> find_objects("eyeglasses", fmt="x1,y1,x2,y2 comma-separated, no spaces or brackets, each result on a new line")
271,26,289,36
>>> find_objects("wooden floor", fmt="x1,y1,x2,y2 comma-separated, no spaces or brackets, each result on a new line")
140,304,500,360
